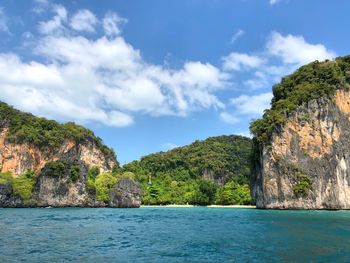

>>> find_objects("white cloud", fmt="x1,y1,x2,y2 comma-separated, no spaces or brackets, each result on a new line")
103,12,127,36
0,7,9,33
0,53,133,127
220,31,335,124
230,29,245,44
0,8,229,128
219,92,271,125
70,9,98,32
243,67,291,90
222,52,264,71
244,71,269,90
230,92,272,116
234,32,336,91
38,4,67,34
219,112,239,124
35,34,228,116
36,36,141,71
266,32,336,66
105,111,134,127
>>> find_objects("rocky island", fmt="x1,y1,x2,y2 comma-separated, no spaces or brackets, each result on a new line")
250,55,350,209
0,102,141,208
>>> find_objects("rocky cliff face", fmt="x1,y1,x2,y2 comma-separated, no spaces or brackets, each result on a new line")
0,102,141,208
252,90,350,209
0,128,115,176
0,133,142,208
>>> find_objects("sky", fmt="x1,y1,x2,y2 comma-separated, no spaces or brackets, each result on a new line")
0,0,349,164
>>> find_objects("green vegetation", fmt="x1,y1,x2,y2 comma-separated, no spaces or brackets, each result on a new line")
87,166,100,195
95,172,118,202
249,58,350,195
294,176,312,197
250,56,350,144
0,172,12,185
122,135,254,205
46,161,65,177
120,171,136,181
215,180,252,205
0,101,115,157
0,172,13,185
45,161,80,183
87,166,136,203
0,171,36,203
194,180,217,205
69,165,80,183
275,156,313,198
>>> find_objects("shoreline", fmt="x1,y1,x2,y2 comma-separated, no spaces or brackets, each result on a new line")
207,205,256,208
141,204,256,208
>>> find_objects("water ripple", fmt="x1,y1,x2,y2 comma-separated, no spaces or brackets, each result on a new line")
0,208,350,262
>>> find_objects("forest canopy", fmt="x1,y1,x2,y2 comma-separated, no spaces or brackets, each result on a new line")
122,135,254,205
0,101,114,157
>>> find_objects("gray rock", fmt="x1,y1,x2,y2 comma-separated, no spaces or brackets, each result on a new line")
109,179,142,208
0,160,142,208
0,183,23,207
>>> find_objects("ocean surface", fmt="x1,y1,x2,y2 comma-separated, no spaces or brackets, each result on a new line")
0,207,350,262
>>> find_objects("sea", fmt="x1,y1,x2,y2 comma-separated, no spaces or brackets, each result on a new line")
0,207,349,262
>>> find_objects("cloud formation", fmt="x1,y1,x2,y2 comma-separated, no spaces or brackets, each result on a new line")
70,9,98,32
230,29,245,44
103,12,127,36
221,32,335,125
266,31,336,66
0,4,337,129
38,4,67,34
0,6,229,127
222,52,264,71
230,93,273,116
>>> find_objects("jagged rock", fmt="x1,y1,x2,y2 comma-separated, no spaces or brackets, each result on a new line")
32,160,89,207
202,168,226,186
0,183,23,207
109,179,142,208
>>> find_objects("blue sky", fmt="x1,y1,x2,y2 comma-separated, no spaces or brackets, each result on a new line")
0,0,349,164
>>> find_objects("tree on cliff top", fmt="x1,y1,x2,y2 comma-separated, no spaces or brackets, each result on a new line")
250,55,350,144
0,101,115,157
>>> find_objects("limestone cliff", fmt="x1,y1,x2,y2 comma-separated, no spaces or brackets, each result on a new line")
0,128,115,176
0,101,141,208
251,56,350,209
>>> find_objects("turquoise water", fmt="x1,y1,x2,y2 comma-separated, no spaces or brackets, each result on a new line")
0,208,350,262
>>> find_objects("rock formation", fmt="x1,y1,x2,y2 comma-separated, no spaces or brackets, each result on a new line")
0,102,141,208
251,56,350,209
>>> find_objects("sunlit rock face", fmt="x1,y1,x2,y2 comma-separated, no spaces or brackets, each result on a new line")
0,129,115,177
0,109,141,208
252,90,350,209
